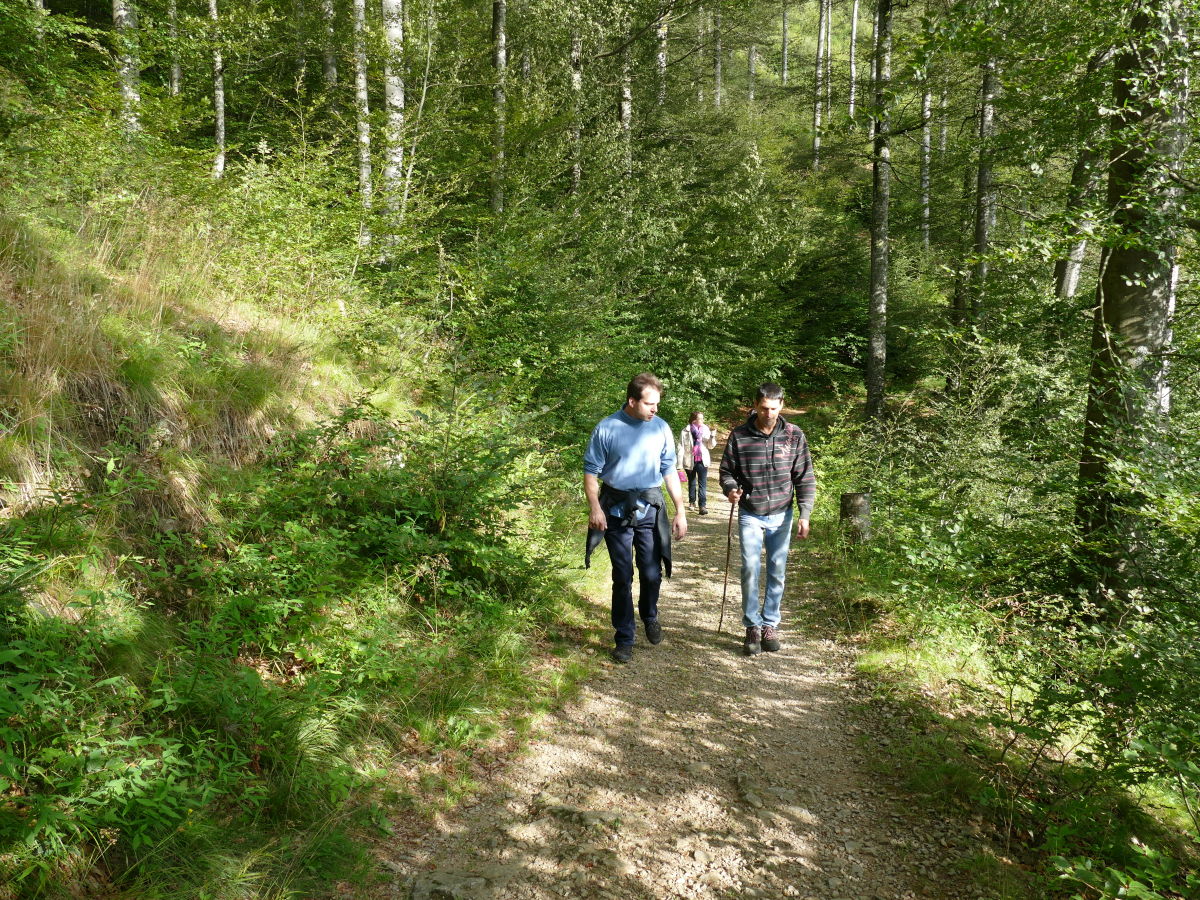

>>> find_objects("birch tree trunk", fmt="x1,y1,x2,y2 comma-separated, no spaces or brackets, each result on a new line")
491,0,507,213
353,0,373,245
113,0,141,134
970,57,998,319
382,0,405,227
781,3,788,85
920,83,931,250
570,25,583,195
848,0,859,118
713,5,722,109
321,0,338,87
209,0,225,177
620,41,633,181
168,0,181,95
812,0,827,167
865,0,891,421
823,0,832,113
657,18,668,107
1077,3,1189,583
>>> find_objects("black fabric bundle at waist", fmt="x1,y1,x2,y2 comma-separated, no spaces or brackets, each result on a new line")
584,483,673,578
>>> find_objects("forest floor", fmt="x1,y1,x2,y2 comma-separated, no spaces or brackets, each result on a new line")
374,433,1003,900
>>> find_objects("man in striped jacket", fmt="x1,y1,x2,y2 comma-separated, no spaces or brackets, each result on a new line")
718,383,816,656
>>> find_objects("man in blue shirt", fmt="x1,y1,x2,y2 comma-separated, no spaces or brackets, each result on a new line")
584,373,688,664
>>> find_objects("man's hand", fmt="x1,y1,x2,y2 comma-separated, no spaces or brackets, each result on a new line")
726,488,743,505
672,511,688,541
796,518,811,539
588,504,607,531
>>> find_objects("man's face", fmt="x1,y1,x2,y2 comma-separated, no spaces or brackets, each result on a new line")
626,387,661,421
754,396,783,431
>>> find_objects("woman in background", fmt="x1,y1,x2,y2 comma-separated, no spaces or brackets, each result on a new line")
678,412,717,515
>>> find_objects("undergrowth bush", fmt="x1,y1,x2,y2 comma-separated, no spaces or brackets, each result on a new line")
0,392,583,898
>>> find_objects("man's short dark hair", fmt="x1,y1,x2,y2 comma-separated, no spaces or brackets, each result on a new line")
755,382,784,403
627,372,663,402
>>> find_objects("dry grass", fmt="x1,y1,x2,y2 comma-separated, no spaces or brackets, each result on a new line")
0,199,379,522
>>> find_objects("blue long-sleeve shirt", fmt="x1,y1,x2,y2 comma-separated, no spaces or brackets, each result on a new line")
584,409,676,519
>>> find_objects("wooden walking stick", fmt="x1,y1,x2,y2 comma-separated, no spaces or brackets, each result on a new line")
718,499,736,634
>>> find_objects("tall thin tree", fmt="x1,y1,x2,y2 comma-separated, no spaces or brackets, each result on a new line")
713,4,722,108
322,0,338,87
970,56,998,319
209,0,225,177
920,80,932,250
353,0,373,244
491,0,508,213
865,0,892,420
382,0,405,228
848,0,860,118
168,0,181,95
113,0,141,134
813,0,827,166
570,22,583,196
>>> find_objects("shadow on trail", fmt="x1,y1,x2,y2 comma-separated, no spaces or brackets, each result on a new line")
407,441,981,900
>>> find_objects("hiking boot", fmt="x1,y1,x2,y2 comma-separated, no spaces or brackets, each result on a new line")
612,645,633,664
645,619,663,645
698,507,708,516
761,625,781,652
743,626,762,656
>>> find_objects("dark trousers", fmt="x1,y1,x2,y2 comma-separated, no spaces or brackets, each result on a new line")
687,462,708,508
603,508,662,647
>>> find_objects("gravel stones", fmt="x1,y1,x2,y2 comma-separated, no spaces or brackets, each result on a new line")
383,465,993,900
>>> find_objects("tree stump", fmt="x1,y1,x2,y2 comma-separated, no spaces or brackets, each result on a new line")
839,492,872,543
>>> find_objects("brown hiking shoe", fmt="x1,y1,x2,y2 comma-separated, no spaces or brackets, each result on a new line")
744,626,762,656
762,625,781,652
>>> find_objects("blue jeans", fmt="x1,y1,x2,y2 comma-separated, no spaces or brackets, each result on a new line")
686,462,708,508
739,507,793,629
603,507,661,647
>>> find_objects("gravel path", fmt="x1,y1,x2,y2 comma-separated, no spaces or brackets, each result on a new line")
383,440,994,900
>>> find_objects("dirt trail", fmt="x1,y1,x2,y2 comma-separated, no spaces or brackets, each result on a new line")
385,438,992,900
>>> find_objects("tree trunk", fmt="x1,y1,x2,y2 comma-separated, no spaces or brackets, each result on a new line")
713,5,722,108
168,0,181,95
657,16,668,107
1077,4,1188,586
321,0,338,87
781,3,788,85
748,44,757,102
382,0,405,227
865,0,891,421
848,0,859,118
570,25,582,196
812,0,826,167
1054,147,1103,298
113,0,141,134
823,0,832,113
491,0,507,213
970,57,998,320
620,40,633,181
353,0,373,245
950,158,973,325
209,0,225,177
1054,51,1115,299
921,83,931,250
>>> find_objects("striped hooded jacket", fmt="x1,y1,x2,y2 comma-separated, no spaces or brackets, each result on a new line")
718,414,816,518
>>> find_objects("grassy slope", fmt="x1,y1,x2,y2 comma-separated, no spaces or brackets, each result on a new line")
0,187,602,898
